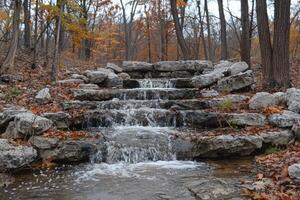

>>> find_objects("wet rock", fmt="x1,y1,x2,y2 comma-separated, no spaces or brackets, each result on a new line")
41,112,71,129
0,139,37,171
170,78,194,88
186,178,238,200
182,111,219,128
222,113,266,127
228,62,249,75
103,71,123,88
78,83,99,89
14,113,53,136
154,60,212,72
70,74,89,83
122,61,153,72
35,88,51,104
268,110,300,128
215,70,255,93
288,164,300,179
171,71,192,78
123,80,140,88
249,92,286,110
118,72,131,80
85,70,108,84
192,71,224,88
286,88,300,113
106,63,123,73
31,137,100,163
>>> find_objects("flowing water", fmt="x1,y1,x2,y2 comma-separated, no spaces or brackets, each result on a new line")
1,78,255,200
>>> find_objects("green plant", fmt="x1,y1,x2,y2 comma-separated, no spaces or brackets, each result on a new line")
264,146,281,155
218,99,233,111
5,86,22,102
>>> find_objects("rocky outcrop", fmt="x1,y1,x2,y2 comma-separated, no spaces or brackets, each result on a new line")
122,61,153,72
154,60,212,72
222,113,266,127
42,112,71,129
85,70,108,84
0,107,28,133
0,139,37,171
249,92,286,110
268,110,300,128
286,88,300,113
35,88,51,104
106,63,123,73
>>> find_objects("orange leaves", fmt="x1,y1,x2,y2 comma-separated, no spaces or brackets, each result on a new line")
263,106,284,117
43,129,92,140
176,0,187,7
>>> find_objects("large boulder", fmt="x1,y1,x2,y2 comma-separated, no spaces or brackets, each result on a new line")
85,70,108,84
103,71,123,88
41,112,71,129
286,88,300,113
154,60,212,72
118,72,131,80
222,113,266,127
227,62,249,75
0,139,37,171
35,88,51,104
215,70,255,93
214,60,233,69
268,110,300,128
14,113,53,136
122,61,153,72
249,92,286,110
0,107,28,133
70,74,89,83
192,71,224,88
288,164,300,179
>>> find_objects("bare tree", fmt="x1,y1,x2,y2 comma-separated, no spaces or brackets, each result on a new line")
1,0,21,74
204,0,213,61
217,0,227,60
241,0,251,66
23,0,31,48
196,0,208,60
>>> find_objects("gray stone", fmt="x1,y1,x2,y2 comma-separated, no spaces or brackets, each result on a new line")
122,61,153,72
2,121,23,139
207,95,249,108
29,136,59,149
71,74,89,82
286,88,300,113
14,113,53,136
0,139,37,171
214,60,233,69
118,72,131,80
0,107,28,133
0,173,15,187
42,112,71,129
78,83,99,89
249,92,286,110
35,88,51,104
215,70,255,93
268,110,300,128
86,70,108,84
292,122,300,140
154,60,212,72
103,71,123,88
228,61,249,75
192,71,224,88
222,113,266,127
58,79,84,85
288,164,300,179
200,89,219,98
259,130,294,146
106,63,123,73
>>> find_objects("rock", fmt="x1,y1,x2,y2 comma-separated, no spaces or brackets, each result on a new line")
192,71,224,88
288,164,300,179
106,63,123,73
78,83,99,89
192,135,262,158
58,79,84,85
0,107,28,133
41,112,71,129
2,121,23,139
207,94,249,108
123,80,140,88
182,111,219,128
268,110,300,128
286,88,300,113
222,113,266,127
122,61,153,72
259,130,294,146
118,72,131,80
200,89,219,98
14,113,53,136
0,139,37,171
214,60,234,69
215,70,255,93
103,71,123,88
0,173,15,187
170,78,194,88
292,122,300,140
35,88,51,104
171,70,192,78
154,60,213,72
86,70,108,84
228,62,249,75
0,93,5,99
0,74,23,83
70,74,89,83
185,178,238,200
30,136,100,163
249,92,286,110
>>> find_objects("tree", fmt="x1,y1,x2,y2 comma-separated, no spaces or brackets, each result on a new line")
23,0,31,48
204,0,213,61
241,0,251,66
170,0,190,60
256,0,291,88
1,0,21,74
217,0,227,60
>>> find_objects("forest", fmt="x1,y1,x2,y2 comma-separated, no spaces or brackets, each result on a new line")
0,0,300,200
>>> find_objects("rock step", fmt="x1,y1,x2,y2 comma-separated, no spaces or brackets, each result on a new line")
63,94,248,110
123,78,194,89
73,88,200,101
73,109,266,129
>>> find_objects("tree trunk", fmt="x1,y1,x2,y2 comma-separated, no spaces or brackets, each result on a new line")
33,0,39,69
241,0,251,66
51,0,64,82
145,5,151,62
196,0,208,60
23,0,31,48
204,0,213,61
158,0,166,61
170,0,190,60
217,0,227,60
1,0,21,74
272,0,291,88
256,0,273,86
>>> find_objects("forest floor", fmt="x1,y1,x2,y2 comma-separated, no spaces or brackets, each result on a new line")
0,52,300,199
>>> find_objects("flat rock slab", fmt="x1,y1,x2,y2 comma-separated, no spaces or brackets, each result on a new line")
154,60,212,72
268,110,300,128
0,139,37,171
